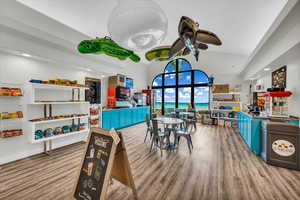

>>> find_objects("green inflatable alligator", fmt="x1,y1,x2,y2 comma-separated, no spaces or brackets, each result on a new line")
77,36,140,62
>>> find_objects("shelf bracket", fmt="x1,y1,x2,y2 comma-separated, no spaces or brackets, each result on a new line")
44,140,52,155
72,88,80,101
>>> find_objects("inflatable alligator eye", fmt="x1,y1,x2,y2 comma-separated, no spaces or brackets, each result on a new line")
104,36,112,40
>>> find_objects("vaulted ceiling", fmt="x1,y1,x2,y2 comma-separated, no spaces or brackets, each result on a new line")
18,0,288,56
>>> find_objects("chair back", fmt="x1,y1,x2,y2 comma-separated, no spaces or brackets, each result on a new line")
170,113,177,118
151,113,157,119
183,120,192,133
145,114,151,128
152,119,159,137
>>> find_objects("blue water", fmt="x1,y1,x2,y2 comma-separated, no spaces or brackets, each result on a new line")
154,102,209,110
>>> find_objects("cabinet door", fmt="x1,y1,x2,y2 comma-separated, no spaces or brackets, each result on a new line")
134,108,139,123
119,109,127,128
110,110,120,129
102,111,110,129
138,108,143,122
127,109,133,126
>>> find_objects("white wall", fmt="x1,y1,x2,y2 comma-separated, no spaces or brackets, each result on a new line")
254,56,300,117
239,1,300,116
0,0,148,164
242,1,300,79
0,52,97,164
0,49,148,165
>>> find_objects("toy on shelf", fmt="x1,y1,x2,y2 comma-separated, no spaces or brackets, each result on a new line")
34,100,89,103
0,111,23,120
29,113,88,122
1,129,23,138
0,87,23,96
90,118,99,125
263,91,292,117
34,124,87,140
30,79,88,88
53,127,63,135
90,108,99,116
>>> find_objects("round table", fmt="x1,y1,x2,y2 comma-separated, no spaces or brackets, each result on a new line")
153,116,184,149
171,111,194,117
155,116,184,125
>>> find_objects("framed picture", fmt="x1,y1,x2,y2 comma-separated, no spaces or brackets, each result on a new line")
272,66,286,88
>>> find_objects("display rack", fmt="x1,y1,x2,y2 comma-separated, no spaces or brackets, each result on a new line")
210,92,242,121
263,91,292,118
0,83,24,139
89,104,102,128
24,82,90,154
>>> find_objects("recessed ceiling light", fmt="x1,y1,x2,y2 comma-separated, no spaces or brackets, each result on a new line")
86,68,92,72
264,67,271,71
21,53,32,57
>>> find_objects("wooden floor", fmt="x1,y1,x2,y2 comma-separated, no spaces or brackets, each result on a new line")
1,123,300,200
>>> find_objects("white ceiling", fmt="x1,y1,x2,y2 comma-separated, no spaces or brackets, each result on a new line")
18,0,288,57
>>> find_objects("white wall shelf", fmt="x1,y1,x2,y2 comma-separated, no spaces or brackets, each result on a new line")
29,115,89,125
0,83,24,139
212,101,241,104
211,109,239,112
32,129,89,143
30,83,89,91
210,89,241,122
211,116,237,121
212,92,240,95
30,101,89,105
24,82,90,146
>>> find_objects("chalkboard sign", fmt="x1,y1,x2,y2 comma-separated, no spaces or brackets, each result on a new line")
74,128,119,200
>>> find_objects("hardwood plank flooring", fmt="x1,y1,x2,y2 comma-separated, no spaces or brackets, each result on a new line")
1,123,300,200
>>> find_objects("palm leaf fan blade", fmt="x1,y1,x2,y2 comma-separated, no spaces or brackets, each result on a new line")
196,30,222,45
169,38,185,59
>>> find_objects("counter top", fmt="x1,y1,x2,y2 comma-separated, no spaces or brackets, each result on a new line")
238,111,299,121
103,106,149,111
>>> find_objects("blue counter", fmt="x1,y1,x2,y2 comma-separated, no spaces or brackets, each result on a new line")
102,106,150,130
237,111,299,156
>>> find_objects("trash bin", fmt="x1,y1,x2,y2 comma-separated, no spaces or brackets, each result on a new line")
261,120,300,170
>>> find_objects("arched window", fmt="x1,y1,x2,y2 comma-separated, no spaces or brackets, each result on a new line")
152,74,163,87
152,58,211,115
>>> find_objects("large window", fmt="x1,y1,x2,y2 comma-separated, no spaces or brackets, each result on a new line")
152,58,211,114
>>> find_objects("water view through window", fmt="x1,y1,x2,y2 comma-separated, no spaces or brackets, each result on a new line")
152,58,210,114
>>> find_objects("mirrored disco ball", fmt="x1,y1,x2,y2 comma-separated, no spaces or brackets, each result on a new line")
108,0,168,52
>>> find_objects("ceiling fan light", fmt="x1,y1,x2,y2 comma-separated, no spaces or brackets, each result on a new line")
108,0,168,52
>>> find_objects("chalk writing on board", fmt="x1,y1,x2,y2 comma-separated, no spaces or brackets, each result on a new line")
94,136,110,148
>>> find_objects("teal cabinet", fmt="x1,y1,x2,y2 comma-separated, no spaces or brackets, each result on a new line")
237,112,299,156
102,106,150,130
237,112,262,155
102,111,111,129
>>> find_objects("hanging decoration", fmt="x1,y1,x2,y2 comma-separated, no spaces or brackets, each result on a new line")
77,36,140,63
108,0,168,52
169,16,222,61
145,46,183,62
